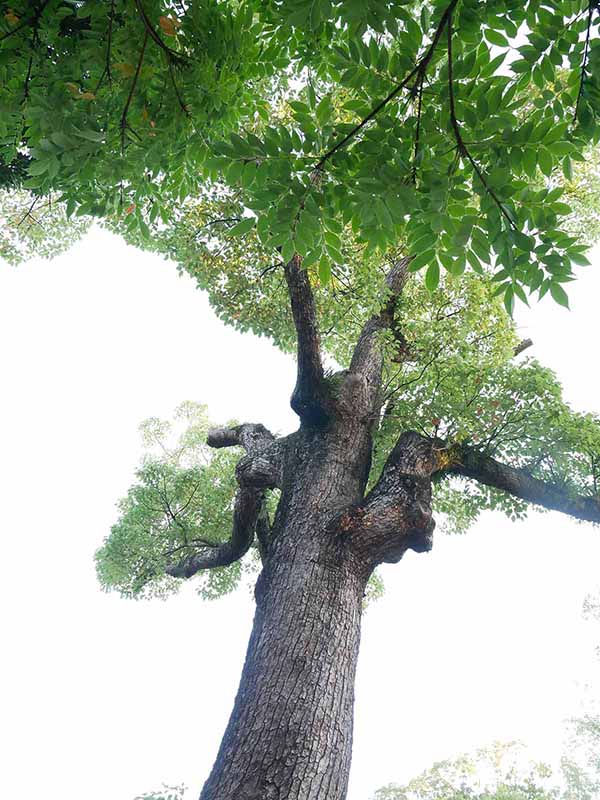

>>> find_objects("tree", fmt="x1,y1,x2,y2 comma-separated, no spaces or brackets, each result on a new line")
374,742,560,800
376,591,600,800
3,2,600,798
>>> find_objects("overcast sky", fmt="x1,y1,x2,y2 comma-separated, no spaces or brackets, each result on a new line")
1,228,599,800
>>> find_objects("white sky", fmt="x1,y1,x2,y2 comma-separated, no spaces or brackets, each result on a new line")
1,227,599,800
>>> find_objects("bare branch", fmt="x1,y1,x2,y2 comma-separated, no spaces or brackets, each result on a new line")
514,338,533,357
445,446,600,524
283,255,328,424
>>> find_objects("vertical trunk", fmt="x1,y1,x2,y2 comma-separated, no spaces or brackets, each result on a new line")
199,547,366,800
200,425,372,800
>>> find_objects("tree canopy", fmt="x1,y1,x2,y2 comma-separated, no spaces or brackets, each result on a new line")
2,0,600,307
373,739,599,800
10,0,591,598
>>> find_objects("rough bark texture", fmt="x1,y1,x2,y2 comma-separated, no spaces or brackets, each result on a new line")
200,414,376,800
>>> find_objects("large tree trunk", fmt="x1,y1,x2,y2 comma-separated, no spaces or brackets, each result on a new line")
200,424,373,800
195,259,438,799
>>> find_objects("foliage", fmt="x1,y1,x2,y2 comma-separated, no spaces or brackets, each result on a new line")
4,1,595,597
134,785,186,800
0,187,89,263
2,0,600,310
373,741,576,800
95,401,252,600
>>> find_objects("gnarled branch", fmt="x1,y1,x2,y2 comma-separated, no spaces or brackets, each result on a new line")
446,446,600,525
165,487,265,577
166,423,280,578
335,431,438,564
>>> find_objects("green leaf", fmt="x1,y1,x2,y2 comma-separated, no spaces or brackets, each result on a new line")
73,128,105,143
485,29,509,47
504,285,515,316
408,248,435,272
425,261,440,292
228,217,256,237
318,255,331,285
550,283,569,308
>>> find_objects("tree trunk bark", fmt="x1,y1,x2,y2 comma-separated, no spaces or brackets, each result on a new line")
199,425,372,800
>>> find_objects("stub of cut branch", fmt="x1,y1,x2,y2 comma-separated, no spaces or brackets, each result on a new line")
208,423,275,455
339,431,438,564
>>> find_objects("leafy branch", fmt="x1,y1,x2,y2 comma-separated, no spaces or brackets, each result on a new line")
446,13,517,234
120,31,149,154
575,0,598,122
132,0,186,64
314,0,459,171
0,0,51,43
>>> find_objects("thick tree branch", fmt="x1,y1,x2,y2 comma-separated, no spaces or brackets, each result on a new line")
446,447,600,525
165,486,265,577
335,431,438,564
208,423,275,455
284,255,328,424
341,257,412,415
166,424,281,578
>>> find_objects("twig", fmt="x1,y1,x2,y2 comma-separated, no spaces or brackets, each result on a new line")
167,58,189,116
120,31,149,154
411,78,424,184
575,0,596,122
313,0,459,171
446,13,517,232
94,0,116,94
132,0,186,64
0,0,51,43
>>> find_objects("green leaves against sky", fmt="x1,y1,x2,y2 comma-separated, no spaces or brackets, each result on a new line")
2,0,600,308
